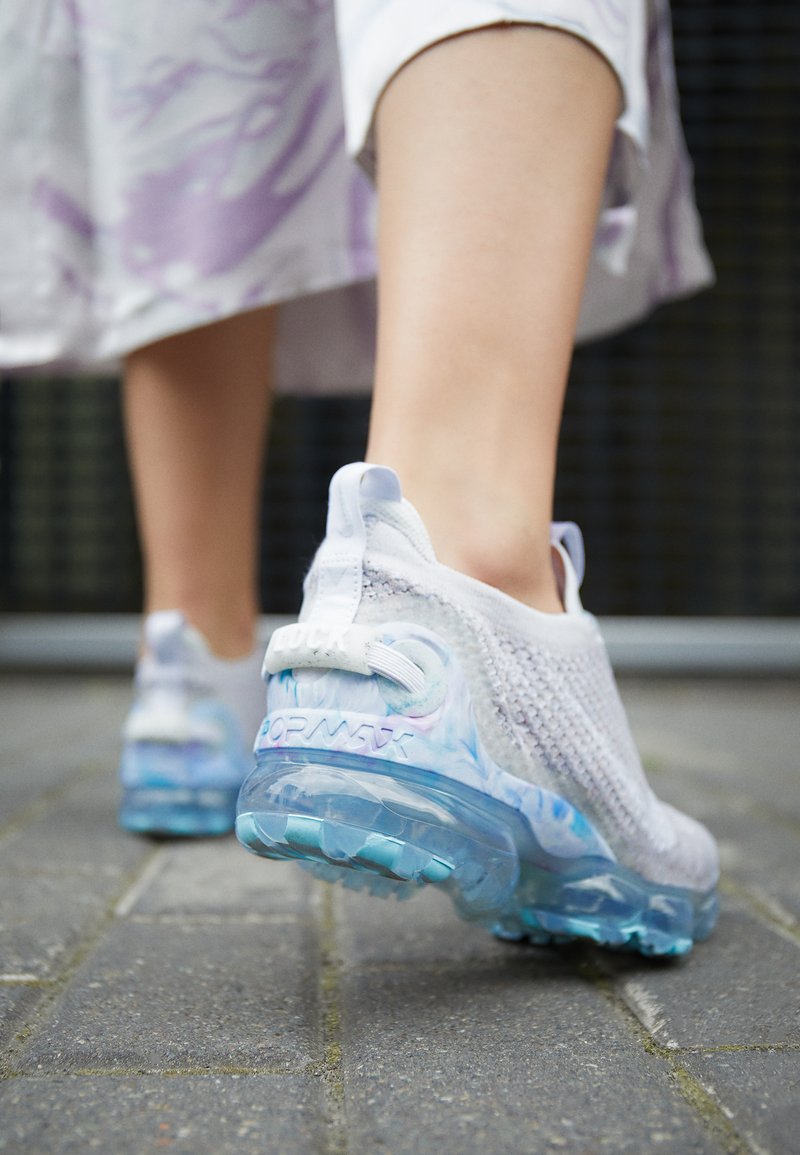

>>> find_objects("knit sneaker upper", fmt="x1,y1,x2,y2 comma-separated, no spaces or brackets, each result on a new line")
296,464,718,894
123,611,265,764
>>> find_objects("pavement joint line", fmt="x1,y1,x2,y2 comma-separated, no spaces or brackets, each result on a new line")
2,864,127,881
737,886,799,935
616,976,680,1050
0,759,108,843
662,1043,800,1055
728,796,800,839
668,1066,768,1155
123,912,302,927
1,1066,320,1079
578,957,756,1155
316,883,348,1155
302,951,579,978
719,876,800,947
0,843,163,1080
114,845,167,917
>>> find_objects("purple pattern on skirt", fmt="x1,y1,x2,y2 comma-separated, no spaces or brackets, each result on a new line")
34,179,96,242
0,0,712,382
120,83,343,279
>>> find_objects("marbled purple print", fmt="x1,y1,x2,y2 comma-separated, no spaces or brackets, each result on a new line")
0,0,711,374
34,179,95,241
59,0,85,31
54,258,94,304
648,0,681,296
119,83,344,279
223,0,269,19
347,170,376,280
119,61,213,134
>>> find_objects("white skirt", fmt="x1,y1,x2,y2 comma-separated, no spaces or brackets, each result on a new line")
0,0,712,391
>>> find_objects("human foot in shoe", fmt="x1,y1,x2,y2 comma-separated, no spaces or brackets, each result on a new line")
236,465,719,955
119,611,264,836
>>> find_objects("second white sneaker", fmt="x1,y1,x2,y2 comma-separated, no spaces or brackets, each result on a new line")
119,611,264,836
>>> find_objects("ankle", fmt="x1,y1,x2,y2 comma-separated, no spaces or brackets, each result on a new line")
437,536,564,614
365,455,563,612
144,602,258,659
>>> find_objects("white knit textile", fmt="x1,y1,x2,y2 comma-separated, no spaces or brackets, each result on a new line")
303,468,718,892
132,611,266,748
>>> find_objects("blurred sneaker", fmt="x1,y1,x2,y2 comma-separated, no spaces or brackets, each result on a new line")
119,611,263,836
236,464,719,955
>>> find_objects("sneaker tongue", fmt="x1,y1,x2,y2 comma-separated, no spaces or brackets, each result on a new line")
144,611,187,662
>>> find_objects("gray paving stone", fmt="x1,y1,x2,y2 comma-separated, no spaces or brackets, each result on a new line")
0,676,129,823
19,918,319,1074
0,768,153,880
4,671,798,1154
0,765,155,984
339,958,722,1155
623,679,800,818
599,903,800,1050
129,841,307,918
0,985,41,1049
0,1074,326,1155
0,870,113,980
334,882,515,968
681,1049,800,1155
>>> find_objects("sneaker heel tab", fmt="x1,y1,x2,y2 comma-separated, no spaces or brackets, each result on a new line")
326,463,402,542
313,463,401,629
327,463,401,518
361,464,402,503
143,611,213,667
144,610,188,658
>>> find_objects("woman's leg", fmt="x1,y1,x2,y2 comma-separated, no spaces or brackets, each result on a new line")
123,307,277,657
237,21,719,952
367,25,620,612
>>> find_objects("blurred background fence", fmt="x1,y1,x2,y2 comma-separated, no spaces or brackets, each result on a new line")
1,3,798,620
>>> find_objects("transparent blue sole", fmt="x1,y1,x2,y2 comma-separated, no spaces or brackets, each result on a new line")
119,741,244,836
119,786,239,836
236,750,718,956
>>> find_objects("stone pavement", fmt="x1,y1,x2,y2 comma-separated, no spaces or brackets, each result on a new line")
1,673,798,1154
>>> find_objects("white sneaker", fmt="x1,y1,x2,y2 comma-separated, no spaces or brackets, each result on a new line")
119,611,264,836
236,464,719,954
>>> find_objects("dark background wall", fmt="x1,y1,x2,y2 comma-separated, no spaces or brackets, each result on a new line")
1,2,798,617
